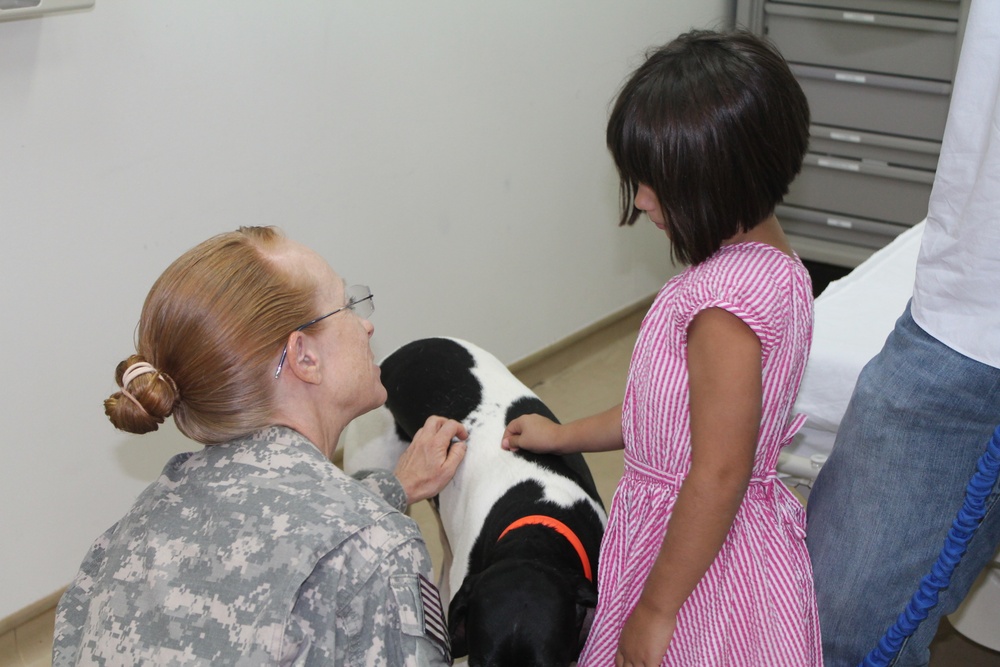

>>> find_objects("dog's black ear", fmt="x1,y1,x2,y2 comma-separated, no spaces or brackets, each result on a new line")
575,576,598,609
574,577,599,656
448,573,478,659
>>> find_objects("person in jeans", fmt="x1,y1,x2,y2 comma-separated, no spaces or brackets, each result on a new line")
806,1,1000,664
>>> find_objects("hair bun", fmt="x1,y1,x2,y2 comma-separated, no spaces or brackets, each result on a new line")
104,355,179,435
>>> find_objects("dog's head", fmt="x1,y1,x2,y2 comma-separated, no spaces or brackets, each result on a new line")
448,559,598,667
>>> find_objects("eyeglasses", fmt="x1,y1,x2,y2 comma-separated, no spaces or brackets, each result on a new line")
274,284,375,379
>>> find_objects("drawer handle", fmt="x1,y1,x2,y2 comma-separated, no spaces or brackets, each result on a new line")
842,12,875,24
828,131,862,143
835,72,867,85
817,157,861,172
826,217,854,229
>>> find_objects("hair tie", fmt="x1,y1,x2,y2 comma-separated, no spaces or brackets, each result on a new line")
122,361,158,390
120,389,150,416
120,361,160,417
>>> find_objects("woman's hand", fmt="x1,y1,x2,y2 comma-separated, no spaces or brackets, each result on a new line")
501,414,564,454
615,598,676,667
393,416,468,505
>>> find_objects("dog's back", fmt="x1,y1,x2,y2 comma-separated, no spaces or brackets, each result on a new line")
359,337,607,665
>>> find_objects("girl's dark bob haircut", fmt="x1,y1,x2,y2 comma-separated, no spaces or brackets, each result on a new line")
607,29,810,266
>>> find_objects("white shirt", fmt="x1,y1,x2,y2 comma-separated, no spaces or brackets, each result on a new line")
911,0,1000,368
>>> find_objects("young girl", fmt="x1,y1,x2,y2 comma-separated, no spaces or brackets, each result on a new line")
502,30,820,665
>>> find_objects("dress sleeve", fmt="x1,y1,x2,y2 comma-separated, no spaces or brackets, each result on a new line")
673,256,788,359
284,522,451,666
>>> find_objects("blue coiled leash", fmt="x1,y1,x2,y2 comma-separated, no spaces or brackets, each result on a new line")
859,424,1000,667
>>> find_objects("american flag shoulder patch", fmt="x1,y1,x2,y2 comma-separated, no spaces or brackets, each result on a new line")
419,573,450,660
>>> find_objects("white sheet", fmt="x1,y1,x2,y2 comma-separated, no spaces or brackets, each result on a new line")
781,222,925,471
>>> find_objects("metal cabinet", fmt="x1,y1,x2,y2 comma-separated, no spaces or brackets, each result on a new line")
737,0,969,267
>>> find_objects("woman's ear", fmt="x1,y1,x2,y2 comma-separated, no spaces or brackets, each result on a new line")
285,331,323,385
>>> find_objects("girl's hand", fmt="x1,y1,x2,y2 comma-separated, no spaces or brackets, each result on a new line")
615,598,676,667
501,414,563,453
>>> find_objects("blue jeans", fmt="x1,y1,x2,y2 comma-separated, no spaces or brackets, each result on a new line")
806,302,1000,667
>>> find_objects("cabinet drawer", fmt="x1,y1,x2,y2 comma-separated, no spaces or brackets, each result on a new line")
794,64,951,141
809,124,940,171
766,3,959,80
786,154,933,225
778,0,961,21
777,204,909,249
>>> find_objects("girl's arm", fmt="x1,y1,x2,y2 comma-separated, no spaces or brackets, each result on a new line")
501,404,624,454
616,307,761,666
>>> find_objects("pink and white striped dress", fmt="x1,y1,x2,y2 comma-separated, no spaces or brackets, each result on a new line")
579,242,821,666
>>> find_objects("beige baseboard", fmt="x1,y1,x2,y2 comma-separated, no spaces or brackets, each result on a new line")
0,590,63,639
510,295,652,386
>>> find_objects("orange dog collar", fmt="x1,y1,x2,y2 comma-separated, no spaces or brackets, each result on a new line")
496,514,593,582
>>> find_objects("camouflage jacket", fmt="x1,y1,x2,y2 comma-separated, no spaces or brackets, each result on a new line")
52,426,450,666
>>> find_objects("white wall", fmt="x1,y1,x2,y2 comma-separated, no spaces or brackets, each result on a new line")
0,1,727,618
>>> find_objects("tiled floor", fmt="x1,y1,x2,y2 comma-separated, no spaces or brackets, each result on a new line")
0,609,56,667
6,306,998,665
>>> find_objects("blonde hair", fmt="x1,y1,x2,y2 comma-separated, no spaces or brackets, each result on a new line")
104,227,317,444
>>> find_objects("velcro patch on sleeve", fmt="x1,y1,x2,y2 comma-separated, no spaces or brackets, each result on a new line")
419,574,450,660
390,573,451,663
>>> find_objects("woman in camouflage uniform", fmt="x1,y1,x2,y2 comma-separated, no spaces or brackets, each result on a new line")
53,227,466,666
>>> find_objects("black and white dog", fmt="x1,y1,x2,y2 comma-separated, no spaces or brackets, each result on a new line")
343,337,607,666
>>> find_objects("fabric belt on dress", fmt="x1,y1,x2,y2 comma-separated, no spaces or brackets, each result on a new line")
622,413,809,538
